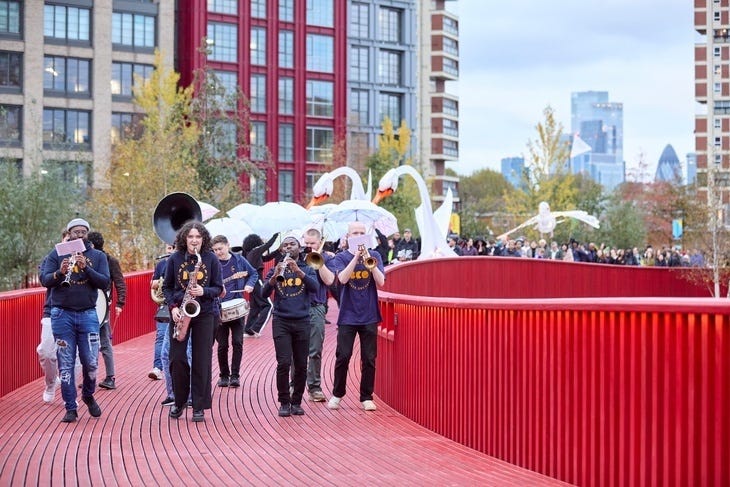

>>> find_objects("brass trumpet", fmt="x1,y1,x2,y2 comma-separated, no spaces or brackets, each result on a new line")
305,239,327,269
358,244,377,270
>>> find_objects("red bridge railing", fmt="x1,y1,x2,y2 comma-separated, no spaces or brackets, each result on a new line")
376,258,729,486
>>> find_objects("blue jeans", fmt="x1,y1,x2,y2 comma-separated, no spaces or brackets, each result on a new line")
153,321,166,369
161,323,192,399
51,307,100,411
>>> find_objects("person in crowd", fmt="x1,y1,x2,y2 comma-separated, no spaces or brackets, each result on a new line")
299,228,335,402
86,231,126,391
38,229,69,403
261,233,319,417
211,235,257,388
395,228,419,260
462,238,478,256
40,218,110,423
447,235,463,256
241,233,279,337
149,244,175,381
326,221,385,412
163,222,223,422
689,248,705,267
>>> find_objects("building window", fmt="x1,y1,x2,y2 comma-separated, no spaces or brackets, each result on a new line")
208,0,237,15
112,12,155,48
212,70,237,110
350,46,369,81
251,0,266,18
443,98,458,117
306,127,333,163
250,74,266,113
715,64,722,76
443,58,458,76
208,22,238,62
0,1,20,36
379,93,401,124
43,160,91,191
0,104,20,144
212,120,237,159
306,80,333,117
43,108,90,149
715,118,722,129
44,56,90,95
250,121,267,161
111,62,153,97
279,0,293,21
306,34,333,73
443,139,458,157
111,112,142,143
250,175,266,205
351,3,369,38
715,136,722,148
378,50,401,85
378,7,401,43
715,82,722,93
279,30,294,68
715,153,722,164
443,119,458,137
443,37,458,56
279,123,293,162
278,170,293,202
715,11,721,22
442,16,458,36
44,4,90,42
279,77,293,115
0,51,21,89
251,27,266,65
305,172,320,200
307,0,333,27
350,89,369,124
715,46,722,58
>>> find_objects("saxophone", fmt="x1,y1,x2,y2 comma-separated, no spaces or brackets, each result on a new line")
174,248,202,342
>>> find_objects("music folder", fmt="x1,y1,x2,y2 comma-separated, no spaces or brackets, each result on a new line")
55,238,86,256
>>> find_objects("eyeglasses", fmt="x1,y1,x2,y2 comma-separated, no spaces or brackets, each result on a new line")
70,229,88,236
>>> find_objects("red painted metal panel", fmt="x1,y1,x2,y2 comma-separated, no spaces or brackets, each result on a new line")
0,271,155,398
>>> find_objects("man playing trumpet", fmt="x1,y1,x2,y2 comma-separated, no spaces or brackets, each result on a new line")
325,221,385,412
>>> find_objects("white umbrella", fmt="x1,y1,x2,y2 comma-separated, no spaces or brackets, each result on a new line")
307,204,348,241
244,201,314,240
197,201,219,222
227,202,260,221
205,217,254,247
325,199,398,236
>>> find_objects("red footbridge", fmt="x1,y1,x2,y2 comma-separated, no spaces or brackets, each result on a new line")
1,257,727,486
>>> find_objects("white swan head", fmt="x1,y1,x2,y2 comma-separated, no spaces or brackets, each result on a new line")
306,172,335,209
372,168,399,204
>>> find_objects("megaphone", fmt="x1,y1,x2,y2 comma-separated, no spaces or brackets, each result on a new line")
153,192,202,245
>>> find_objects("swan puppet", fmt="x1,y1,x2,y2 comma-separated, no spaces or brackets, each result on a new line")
497,201,600,240
372,166,456,259
306,166,372,208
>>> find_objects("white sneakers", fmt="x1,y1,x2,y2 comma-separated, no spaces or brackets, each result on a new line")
361,400,377,411
43,377,60,403
327,396,341,409
148,367,163,380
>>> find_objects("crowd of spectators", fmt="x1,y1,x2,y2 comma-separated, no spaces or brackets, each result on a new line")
376,229,707,268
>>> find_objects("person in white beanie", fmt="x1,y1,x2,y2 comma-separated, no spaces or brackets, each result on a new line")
40,218,110,423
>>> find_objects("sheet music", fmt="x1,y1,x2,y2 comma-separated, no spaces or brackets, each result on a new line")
55,238,86,256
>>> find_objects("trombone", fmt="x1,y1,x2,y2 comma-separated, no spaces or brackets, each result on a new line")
305,238,327,270
357,244,377,270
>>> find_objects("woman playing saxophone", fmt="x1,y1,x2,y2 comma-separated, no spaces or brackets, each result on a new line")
162,221,222,423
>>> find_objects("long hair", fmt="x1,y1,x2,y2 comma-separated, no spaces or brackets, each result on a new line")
174,221,212,253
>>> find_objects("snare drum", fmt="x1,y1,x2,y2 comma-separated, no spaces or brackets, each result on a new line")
221,298,250,322
96,289,110,325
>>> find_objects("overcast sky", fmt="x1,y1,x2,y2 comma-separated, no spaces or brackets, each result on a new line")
450,0,695,179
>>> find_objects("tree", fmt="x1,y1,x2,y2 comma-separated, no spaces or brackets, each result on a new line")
458,168,513,238
0,164,79,290
365,118,419,235
594,192,646,250
87,51,201,270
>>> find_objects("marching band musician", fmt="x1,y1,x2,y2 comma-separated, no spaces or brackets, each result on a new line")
163,222,223,422
325,221,385,412
40,218,110,423
261,233,319,417
211,235,257,389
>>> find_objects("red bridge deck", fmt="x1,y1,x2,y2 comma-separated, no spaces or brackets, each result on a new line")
0,302,565,486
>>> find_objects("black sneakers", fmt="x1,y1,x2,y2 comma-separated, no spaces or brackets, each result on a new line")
290,404,305,416
169,406,184,419
61,410,78,423
278,404,291,417
160,396,175,407
192,410,204,422
229,376,241,388
217,376,230,387
82,395,102,417
98,377,116,390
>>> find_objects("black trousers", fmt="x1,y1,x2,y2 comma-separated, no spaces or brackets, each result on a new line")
332,323,378,402
216,315,244,377
272,316,310,405
170,313,215,411
245,279,272,334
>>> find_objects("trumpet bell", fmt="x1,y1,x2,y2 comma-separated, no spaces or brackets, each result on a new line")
305,252,324,269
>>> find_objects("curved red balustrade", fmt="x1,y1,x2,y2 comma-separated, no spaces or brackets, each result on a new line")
376,257,730,486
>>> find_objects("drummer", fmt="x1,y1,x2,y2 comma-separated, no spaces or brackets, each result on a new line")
211,235,258,388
